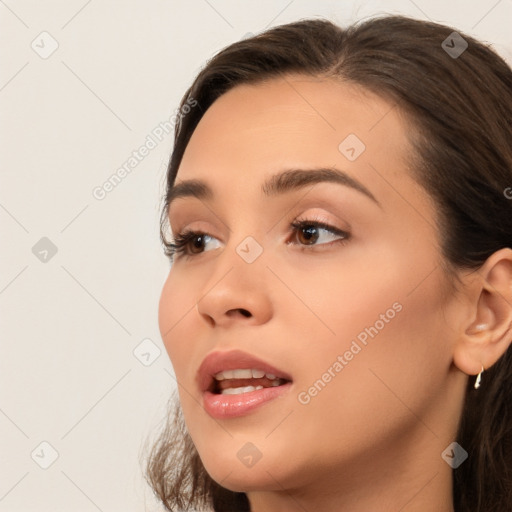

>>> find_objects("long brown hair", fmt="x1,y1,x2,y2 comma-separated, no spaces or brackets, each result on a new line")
144,14,512,512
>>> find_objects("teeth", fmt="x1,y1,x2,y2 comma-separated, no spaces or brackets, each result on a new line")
232,369,253,379
214,368,281,381
221,385,264,395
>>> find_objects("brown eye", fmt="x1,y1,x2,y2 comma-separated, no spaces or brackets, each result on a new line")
190,235,207,253
289,219,350,249
296,224,320,245
168,232,222,260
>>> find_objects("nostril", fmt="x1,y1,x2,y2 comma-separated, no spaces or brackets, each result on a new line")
231,308,251,317
224,308,252,319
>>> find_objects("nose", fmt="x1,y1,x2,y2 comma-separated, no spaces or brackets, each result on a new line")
196,247,273,328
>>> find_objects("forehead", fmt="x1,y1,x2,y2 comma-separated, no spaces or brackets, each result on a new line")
169,74,439,232
176,75,411,187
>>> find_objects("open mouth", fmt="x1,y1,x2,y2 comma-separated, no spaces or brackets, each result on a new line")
208,368,292,395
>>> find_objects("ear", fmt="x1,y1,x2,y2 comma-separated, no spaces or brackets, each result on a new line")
452,248,512,379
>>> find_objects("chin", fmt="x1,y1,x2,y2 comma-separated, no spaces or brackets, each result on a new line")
208,468,282,493
199,448,289,492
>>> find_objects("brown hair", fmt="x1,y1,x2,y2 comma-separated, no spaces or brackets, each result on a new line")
144,14,512,512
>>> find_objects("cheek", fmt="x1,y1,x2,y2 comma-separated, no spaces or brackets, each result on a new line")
266,244,420,354
292,265,452,449
158,272,195,370
275,248,452,445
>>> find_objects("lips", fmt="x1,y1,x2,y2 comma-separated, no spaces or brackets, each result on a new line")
197,349,293,394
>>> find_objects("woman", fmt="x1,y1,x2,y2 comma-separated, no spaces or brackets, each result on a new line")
145,14,512,512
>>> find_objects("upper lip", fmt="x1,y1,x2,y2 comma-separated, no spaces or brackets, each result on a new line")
197,349,293,393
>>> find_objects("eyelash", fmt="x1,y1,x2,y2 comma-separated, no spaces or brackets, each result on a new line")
165,218,350,261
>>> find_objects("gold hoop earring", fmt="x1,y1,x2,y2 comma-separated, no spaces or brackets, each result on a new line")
474,365,484,389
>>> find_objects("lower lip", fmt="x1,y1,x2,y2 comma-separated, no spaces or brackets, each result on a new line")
202,382,292,419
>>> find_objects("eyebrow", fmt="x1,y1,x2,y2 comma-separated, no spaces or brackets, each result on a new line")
166,167,380,208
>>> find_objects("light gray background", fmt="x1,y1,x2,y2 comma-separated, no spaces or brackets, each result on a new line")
1,1,510,510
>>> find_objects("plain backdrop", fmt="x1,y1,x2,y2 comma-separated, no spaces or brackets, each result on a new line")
1,1,511,510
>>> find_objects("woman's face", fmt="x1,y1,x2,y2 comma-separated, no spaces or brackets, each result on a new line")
158,76,465,495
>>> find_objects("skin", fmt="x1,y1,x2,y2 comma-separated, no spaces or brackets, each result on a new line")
158,75,512,512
